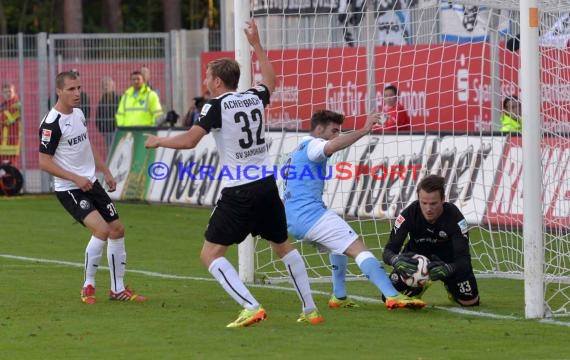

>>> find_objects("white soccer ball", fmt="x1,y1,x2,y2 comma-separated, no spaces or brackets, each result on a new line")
400,254,430,288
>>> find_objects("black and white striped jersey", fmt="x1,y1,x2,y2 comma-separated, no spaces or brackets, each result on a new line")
39,108,96,191
195,84,272,187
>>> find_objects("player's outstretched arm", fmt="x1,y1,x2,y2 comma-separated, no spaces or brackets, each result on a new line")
144,126,207,150
244,18,275,93
323,113,379,156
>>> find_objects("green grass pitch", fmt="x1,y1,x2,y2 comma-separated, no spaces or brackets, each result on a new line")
1,195,569,360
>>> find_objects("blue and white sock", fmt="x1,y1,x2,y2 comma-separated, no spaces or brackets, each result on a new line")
330,253,348,299
355,251,398,297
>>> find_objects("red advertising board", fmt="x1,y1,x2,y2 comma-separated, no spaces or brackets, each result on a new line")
5,43,570,171
202,43,570,132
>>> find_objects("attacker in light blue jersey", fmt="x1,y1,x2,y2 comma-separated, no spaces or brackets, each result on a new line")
283,110,426,310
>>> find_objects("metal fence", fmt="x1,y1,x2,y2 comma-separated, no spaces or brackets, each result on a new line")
1,30,216,193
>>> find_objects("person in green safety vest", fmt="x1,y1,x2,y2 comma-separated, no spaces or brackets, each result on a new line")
500,95,522,132
115,71,163,127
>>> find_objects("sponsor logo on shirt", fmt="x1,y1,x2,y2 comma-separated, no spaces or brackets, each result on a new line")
201,103,211,116
41,129,52,147
68,133,87,146
458,219,468,234
394,214,405,229
416,237,438,244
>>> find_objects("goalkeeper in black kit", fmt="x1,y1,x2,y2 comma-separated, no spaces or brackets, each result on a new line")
382,175,480,306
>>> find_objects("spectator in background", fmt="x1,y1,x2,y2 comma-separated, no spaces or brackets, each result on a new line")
500,95,521,132
115,70,163,127
0,82,21,165
140,66,160,98
182,91,211,127
372,84,411,133
96,76,120,148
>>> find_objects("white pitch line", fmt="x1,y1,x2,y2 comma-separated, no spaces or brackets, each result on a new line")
539,319,570,328
2,254,570,326
433,306,518,319
0,254,216,282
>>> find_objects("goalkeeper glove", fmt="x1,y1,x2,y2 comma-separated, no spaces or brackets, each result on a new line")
427,260,455,281
391,253,419,276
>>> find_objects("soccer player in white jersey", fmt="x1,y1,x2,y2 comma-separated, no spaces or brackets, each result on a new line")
283,110,426,310
144,19,323,328
39,71,145,304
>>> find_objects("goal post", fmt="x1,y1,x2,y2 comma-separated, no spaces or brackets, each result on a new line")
520,0,543,319
234,0,570,319
234,0,256,284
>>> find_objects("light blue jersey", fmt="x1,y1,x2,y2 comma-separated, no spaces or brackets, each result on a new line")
283,136,329,239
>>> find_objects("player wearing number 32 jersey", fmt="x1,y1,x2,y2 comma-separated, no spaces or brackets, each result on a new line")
195,84,272,187
144,19,322,328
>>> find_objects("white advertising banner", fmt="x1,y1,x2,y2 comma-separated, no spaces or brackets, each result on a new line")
107,129,508,225
439,3,510,43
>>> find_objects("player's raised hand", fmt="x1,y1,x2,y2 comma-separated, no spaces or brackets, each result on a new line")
391,253,419,276
143,133,160,149
364,113,382,132
244,19,261,47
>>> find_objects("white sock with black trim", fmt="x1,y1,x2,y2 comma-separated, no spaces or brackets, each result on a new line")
107,237,126,293
282,249,317,314
208,257,259,310
84,235,106,288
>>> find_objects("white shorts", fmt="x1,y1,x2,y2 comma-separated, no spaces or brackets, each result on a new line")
303,210,359,255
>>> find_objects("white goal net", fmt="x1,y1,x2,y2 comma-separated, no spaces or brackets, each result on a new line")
238,0,570,318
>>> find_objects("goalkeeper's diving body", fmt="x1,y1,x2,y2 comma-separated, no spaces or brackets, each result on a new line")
382,175,480,306
143,19,323,328
283,109,426,310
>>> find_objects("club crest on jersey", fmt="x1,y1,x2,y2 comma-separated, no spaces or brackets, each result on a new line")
394,214,405,229
79,200,91,210
439,231,448,238
458,219,468,234
41,129,52,142
201,103,211,116
41,129,52,148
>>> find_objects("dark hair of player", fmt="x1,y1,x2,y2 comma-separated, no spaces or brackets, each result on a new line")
309,110,344,131
416,174,445,200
